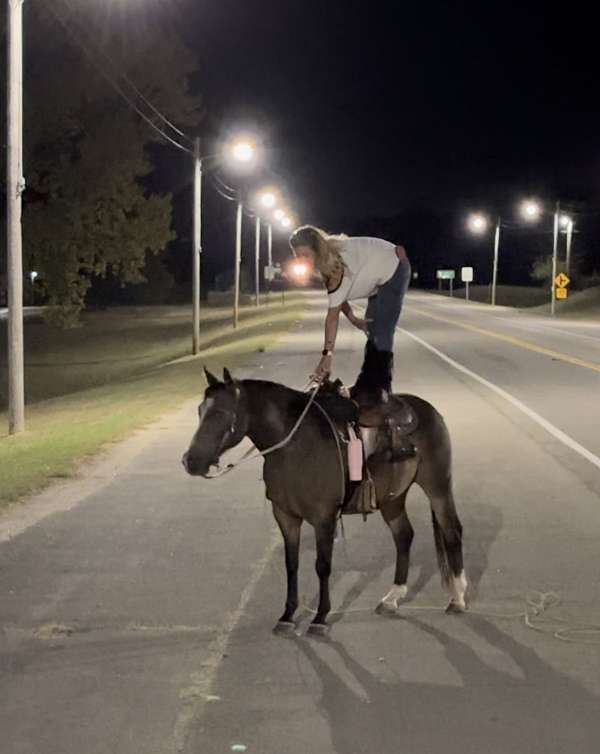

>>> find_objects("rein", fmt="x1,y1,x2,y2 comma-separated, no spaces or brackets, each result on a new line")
205,383,345,497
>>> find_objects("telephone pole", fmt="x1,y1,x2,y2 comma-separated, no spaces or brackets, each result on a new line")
233,201,242,327
254,216,261,306
192,138,202,354
6,0,26,434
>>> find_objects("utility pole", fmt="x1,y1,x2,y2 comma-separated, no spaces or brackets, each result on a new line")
192,137,202,354
7,0,25,434
254,216,261,306
551,201,559,316
490,217,501,306
233,201,242,328
565,218,574,276
267,223,273,303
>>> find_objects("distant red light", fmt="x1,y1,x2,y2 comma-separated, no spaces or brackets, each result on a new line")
286,258,313,285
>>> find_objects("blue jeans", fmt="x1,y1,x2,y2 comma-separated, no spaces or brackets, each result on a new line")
365,259,411,352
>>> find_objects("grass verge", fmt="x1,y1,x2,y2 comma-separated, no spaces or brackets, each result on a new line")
0,300,305,508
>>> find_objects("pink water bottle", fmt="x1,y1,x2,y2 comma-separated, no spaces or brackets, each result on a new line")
347,426,363,481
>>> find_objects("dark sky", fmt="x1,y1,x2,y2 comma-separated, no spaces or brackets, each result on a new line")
183,0,600,231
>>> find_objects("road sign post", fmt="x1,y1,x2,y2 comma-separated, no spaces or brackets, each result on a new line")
436,269,455,297
554,272,570,304
461,266,474,301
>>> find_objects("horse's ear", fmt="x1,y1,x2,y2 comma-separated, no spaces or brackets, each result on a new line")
223,367,234,385
203,366,220,388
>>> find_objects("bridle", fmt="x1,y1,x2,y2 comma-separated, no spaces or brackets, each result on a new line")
202,382,346,512
207,385,242,458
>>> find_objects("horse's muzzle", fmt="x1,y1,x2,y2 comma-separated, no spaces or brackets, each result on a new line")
182,451,219,478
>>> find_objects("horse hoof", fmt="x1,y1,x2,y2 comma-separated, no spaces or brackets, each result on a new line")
376,585,407,615
273,620,297,636
307,622,330,637
376,600,399,616
446,600,467,614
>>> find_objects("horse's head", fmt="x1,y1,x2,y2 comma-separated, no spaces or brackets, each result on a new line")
182,367,248,478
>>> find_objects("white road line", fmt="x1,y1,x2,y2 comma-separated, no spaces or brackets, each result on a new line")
411,294,600,344
399,326,600,473
172,523,280,753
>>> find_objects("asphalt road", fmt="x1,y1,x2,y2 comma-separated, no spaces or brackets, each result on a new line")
1,290,600,754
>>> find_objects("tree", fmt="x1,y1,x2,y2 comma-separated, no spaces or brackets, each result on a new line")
21,3,201,325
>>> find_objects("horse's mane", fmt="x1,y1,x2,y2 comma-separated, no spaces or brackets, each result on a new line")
242,378,357,424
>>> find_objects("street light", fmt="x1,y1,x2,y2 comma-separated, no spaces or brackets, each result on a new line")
258,190,277,208
466,212,501,306
228,137,256,164
467,213,488,234
564,217,574,276
519,199,563,315
191,133,261,352
273,208,285,221
253,189,279,307
520,199,542,221
280,215,292,228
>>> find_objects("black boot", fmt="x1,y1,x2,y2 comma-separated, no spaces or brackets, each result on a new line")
350,341,394,405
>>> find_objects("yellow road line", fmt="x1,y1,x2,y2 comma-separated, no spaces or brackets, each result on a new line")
410,307,600,375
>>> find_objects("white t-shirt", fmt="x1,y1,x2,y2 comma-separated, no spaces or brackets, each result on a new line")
327,237,399,308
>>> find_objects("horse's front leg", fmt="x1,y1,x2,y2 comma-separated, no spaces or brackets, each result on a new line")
308,518,336,635
272,504,302,632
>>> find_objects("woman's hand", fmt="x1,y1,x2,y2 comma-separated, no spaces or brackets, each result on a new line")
350,316,370,334
310,353,332,383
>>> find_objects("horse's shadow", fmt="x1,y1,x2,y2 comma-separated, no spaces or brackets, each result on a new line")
296,615,598,753
301,501,502,623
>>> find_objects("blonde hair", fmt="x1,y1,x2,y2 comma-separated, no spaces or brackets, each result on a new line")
289,225,348,287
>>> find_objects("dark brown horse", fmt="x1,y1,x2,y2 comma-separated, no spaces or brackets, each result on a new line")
182,368,467,634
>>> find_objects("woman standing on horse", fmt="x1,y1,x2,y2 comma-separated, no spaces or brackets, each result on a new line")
289,225,411,394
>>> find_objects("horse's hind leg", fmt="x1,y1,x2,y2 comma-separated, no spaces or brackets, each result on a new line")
428,484,467,611
272,505,302,630
308,518,336,634
377,492,413,612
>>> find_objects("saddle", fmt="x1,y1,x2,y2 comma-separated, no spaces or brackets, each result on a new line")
316,380,419,518
357,395,419,463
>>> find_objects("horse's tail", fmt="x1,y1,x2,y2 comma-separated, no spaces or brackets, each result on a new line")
431,512,452,588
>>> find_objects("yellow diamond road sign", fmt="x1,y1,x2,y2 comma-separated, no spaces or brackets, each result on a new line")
555,273,570,288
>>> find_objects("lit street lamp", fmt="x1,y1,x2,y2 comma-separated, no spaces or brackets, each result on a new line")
559,214,575,276
253,189,280,307
565,218,574,276
467,213,488,234
520,199,563,315
229,138,255,164
520,199,542,222
258,190,277,208
222,134,260,328
467,212,501,306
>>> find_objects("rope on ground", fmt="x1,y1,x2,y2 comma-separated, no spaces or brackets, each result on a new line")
300,590,600,646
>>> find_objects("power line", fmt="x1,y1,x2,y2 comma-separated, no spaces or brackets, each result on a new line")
59,0,194,146
213,173,237,194
46,0,193,154
207,175,237,202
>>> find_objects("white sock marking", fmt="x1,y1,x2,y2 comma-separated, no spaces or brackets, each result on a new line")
381,584,408,608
